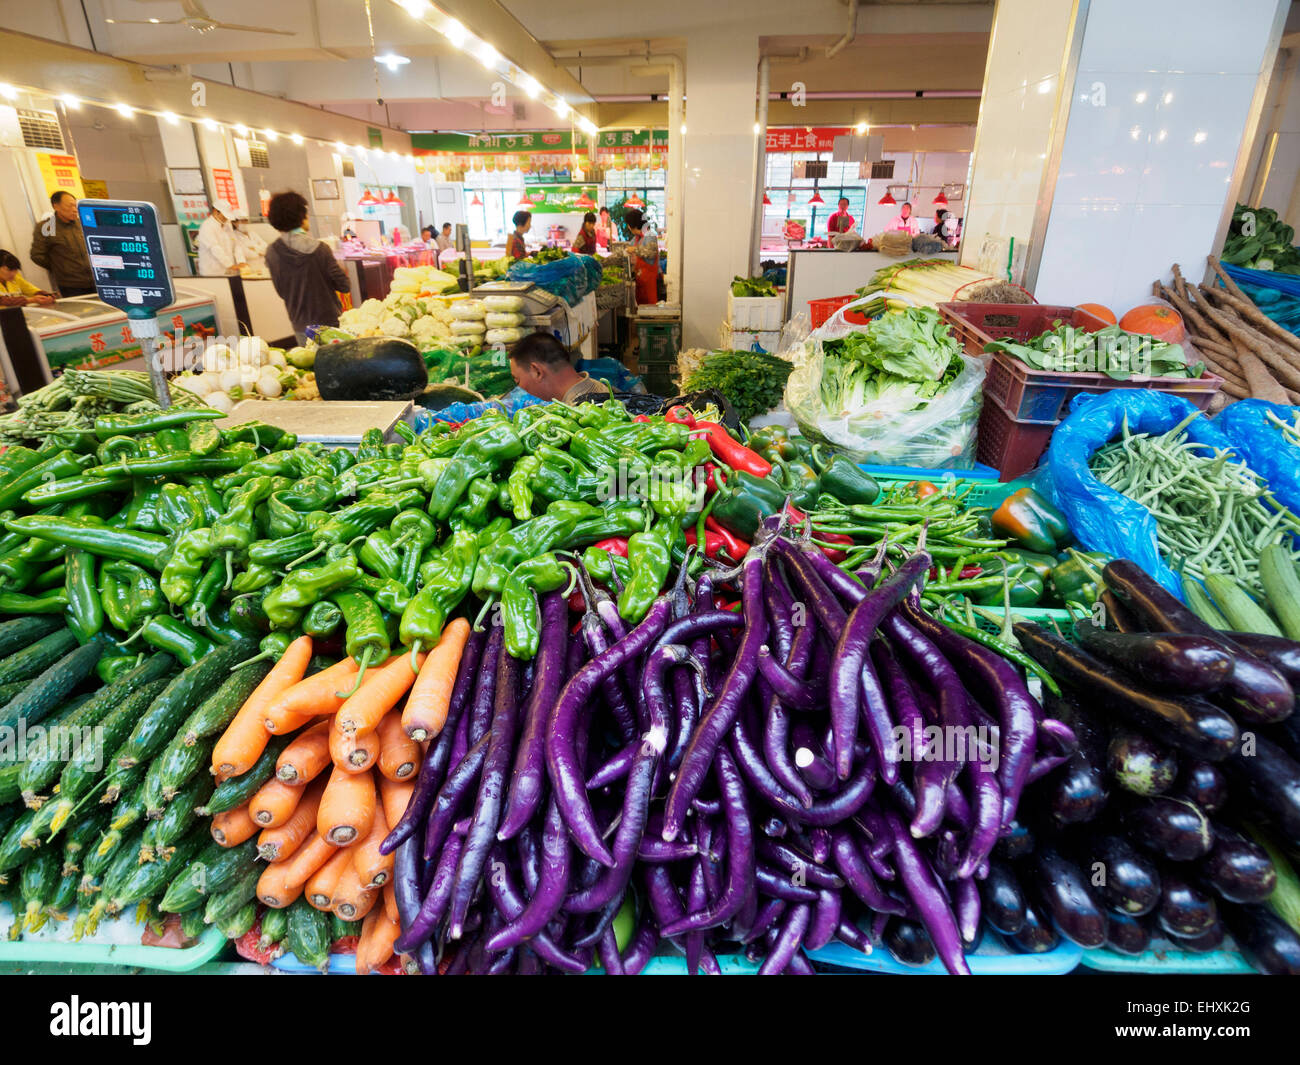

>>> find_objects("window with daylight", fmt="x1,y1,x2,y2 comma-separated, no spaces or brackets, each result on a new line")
764,153,868,239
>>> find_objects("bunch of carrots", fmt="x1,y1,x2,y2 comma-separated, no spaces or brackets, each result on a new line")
208,618,472,975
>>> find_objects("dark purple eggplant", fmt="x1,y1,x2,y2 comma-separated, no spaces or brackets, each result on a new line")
1156,867,1218,938
1028,843,1106,948
978,858,1026,935
1103,560,1294,725
1227,631,1300,690
1106,728,1178,797
1200,824,1277,903
1222,731,1300,848
1037,690,1109,825
1100,589,1140,633
1174,760,1228,814
995,819,1035,861
1105,910,1153,955
1220,901,1300,975
1005,895,1060,954
882,917,937,967
1272,711,1300,763
1123,795,1214,861
1081,832,1161,916
1014,622,1239,761
1167,920,1225,953
1074,623,1233,693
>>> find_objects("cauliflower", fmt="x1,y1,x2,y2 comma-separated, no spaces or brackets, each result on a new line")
380,315,411,337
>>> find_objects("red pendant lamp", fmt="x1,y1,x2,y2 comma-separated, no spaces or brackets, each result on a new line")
877,190,897,205
762,192,772,205
358,188,380,206
382,188,405,206
574,192,596,210
624,192,645,209
932,190,949,207
470,192,483,207
808,189,825,205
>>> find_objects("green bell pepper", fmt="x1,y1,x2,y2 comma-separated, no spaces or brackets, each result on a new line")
709,469,787,541
816,455,880,507
1050,551,1111,607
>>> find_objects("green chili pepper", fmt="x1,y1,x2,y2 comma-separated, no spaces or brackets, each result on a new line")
450,477,498,528
159,528,214,605
96,653,141,685
155,483,205,536
85,445,256,480
506,455,540,520
334,591,389,696
184,557,226,629
302,599,342,639
501,553,572,659
618,523,673,623
93,408,223,440
401,531,477,666
212,476,275,559
0,589,68,614
428,419,524,520
263,556,361,630
360,530,403,582
0,450,95,511
21,472,131,508
249,531,316,570
64,549,103,643
276,476,336,512
6,515,171,571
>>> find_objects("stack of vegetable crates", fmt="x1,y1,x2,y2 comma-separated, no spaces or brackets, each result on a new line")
938,302,1224,481
808,295,875,329
634,307,682,396
722,290,784,353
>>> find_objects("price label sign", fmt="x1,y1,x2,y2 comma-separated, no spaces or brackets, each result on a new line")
78,199,174,312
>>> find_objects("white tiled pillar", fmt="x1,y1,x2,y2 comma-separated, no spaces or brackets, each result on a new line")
682,30,761,349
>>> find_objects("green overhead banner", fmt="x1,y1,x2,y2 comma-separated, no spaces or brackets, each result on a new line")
412,131,575,154
524,185,599,213
595,130,669,150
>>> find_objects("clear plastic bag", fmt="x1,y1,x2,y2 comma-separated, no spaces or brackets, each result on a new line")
784,295,988,468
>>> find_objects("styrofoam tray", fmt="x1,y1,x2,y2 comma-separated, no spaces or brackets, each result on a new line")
1081,936,1255,975
808,929,1083,974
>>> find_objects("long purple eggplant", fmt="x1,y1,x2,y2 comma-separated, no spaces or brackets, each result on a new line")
481,843,588,973
763,622,819,808
756,646,821,711
885,811,971,975
770,536,848,632
486,795,572,952
756,839,844,890
395,828,466,953
758,903,812,974
579,602,639,743
422,733,489,863
830,827,907,916
806,887,842,951
619,919,659,975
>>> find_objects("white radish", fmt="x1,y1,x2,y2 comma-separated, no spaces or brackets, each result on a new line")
219,368,242,393
206,390,234,413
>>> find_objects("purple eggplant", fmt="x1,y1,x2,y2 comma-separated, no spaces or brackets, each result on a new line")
1005,894,1059,955
885,810,970,975
830,828,907,916
1168,919,1225,953
979,858,1026,935
882,917,936,966
1037,690,1109,825
1106,728,1178,797
1220,902,1300,974
481,844,588,973
1156,866,1218,939
1174,760,1228,814
1123,795,1214,861
996,819,1035,861
485,795,572,953
755,646,821,712
422,733,489,863
1104,910,1153,955
1223,731,1300,848
758,902,812,974
1074,623,1233,694
1027,843,1106,948
1200,824,1276,903
1080,831,1161,916
1226,630,1300,691
395,829,465,954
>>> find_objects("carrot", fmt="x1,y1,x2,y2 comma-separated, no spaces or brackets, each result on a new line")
257,778,326,862
402,619,470,741
263,657,361,733
382,882,399,925
352,801,393,889
335,650,425,735
275,720,332,785
248,777,303,829
210,805,259,847
318,766,376,846
378,776,414,831
257,830,337,908
356,908,384,975
356,903,400,974
329,720,379,774
377,712,421,782
305,842,354,911
211,634,313,780
331,858,377,922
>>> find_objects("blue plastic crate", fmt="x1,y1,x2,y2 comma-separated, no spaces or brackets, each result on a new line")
808,928,1083,975
1081,936,1255,975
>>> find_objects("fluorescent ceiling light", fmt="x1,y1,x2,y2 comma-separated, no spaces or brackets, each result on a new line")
855,120,868,134
521,75,540,99
476,42,499,68
203,118,219,131
114,102,133,117
444,18,467,47
262,128,277,141
376,53,410,72
161,111,179,124
290,133,303,145
553,98,570,119
233,123,249,138
0,85,17,101
60,94,80,109
398,0,431,15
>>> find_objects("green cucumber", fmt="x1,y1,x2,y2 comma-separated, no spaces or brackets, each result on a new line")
329,912,362,941
152,772,213,850
115,639,254,768
0,808,40,882
0,616,62,658
0,639,104,734
203,864,261,926
1259,544,1300,641
17,799,60,849
200,734,290,815
17,846,60,931
81,827,125,882
179,660,270,747
16,693,103,807
139,752,170,820
216,898,258,939
0,764,21,805
1205,573,1284,637
0,679,33,707
286,897,331,972
46,868,79,918
1246,824,1300,935
156,733,216,801
60,807,110,876
0,627,77,686
99,827,145,900
99,760,145,806
109,778,148,831
258,904,289,950
106,827,206,911
181,905,207,941
159,838,259,913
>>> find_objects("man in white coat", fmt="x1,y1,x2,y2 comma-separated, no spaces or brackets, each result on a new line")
231,214,268,274
196,201,244,276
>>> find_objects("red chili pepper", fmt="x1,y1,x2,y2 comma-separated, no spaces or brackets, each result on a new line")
632,414,652,423
593,537,630,557
785,503,806,523
684,527,730,560
691,421,772,478
817,530,854,564
567,591,586,614
665,405,696,427
704,462,718,493
907,480,940,499
704,516,750,561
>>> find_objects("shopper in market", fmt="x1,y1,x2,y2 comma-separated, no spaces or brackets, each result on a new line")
436,222,454,252
264,190,351,346
29,191,94,297
887,201,919,236
0,251,55,306
573,211,599,254
596,206,613,250
506,210,531,260
624,207,660,305
509,331,609,404
827,196,856,234
196,201,245,277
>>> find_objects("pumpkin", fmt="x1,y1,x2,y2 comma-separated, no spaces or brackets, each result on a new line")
1120,304,1185,343
1077,302,1117,326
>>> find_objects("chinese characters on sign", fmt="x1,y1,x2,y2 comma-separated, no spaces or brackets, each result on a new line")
36,153,85,199
211,169,239,212
764,128,850,152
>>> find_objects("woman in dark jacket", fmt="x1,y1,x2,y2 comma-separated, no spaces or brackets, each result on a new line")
264,190,350,344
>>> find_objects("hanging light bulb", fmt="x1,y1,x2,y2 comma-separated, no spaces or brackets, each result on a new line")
878,190,897,205
358,189,380,206
383,188,405,205
470,192,483,207
808,189,825,205
932,190,949,207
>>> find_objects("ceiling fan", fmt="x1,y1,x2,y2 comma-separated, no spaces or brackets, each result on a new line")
105,0,295,35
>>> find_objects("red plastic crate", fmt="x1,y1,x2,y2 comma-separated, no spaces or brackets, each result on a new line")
976,395,1055,481
809,295,874,329
938,302,1111,355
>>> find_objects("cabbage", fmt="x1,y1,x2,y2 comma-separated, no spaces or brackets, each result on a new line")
450,319,486,335
485,328,524,344
450,300,487,321
485,312,526,329
483,295,525,313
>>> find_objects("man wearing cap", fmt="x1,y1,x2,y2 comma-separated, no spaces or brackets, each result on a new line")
196,201,245,276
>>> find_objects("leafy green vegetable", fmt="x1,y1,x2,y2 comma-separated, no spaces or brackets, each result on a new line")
682,350,794,424
984,321,1204,380
1221,203,1300,274
731,276,779,298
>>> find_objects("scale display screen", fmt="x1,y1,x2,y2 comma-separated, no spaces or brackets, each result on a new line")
78,199,174,312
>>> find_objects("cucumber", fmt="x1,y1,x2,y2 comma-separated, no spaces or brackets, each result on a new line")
216,898,258,939
0,638,105,733
0,805,20,843
17,799,60,849
0,679,33,707
0,808,41,882
115,639,255,768
0,764,21,805
16,693,103,807
1247,825,1300,935
99,827,146,900
329,912,362,941
46,868,79,918
0,616,62,658
153,772,213,850
1260,544,1300,641
109,778,148,831
106,827,207,911
159,838,259,913
0,627,77,686
181,905,207,941
179,660,270,747
203,864,261,926
81,827,125,882
99,760,145,806
156,733,216,801
17,846,60,931
47,677,172,833
286,898,331,972
139,752,170,820
60,807,110,876
200,734,290,815
1206,574,1285,637
258,904,289,950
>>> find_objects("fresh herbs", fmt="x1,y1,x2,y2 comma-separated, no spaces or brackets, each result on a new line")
681,350,794,424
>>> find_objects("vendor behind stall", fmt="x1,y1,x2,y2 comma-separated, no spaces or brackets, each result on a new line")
887,201,919,236
232,214,267,274
29,191,94,297
509,332,609,404
625,208,660,305
573,212,599,254
827,197,855,235
506,211,531,260
264,190,350,346
196,200,244,276
0,251,55,306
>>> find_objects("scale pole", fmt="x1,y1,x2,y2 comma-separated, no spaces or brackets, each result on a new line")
130,313,172,409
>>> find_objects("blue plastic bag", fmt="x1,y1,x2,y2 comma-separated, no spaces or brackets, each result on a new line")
1043,390,1236,601
507,254,603,306
1214,399,1300,516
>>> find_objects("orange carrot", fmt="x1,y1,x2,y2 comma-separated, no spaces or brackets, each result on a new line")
352,800,393,890
257,830,337,908
248,777,303,829
356,908,384,975
356,903,400,974
329,720,379,774
402,619,470,741
263,658,361,733
211,634,313,780
335,650,425,735
317,766,376,846
275,720,332,785
210,805,259,847
382,882,399,925
378,776,414,831
331,858,377,922
305,843,354,911
377,712,421,783
257,778,326,861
